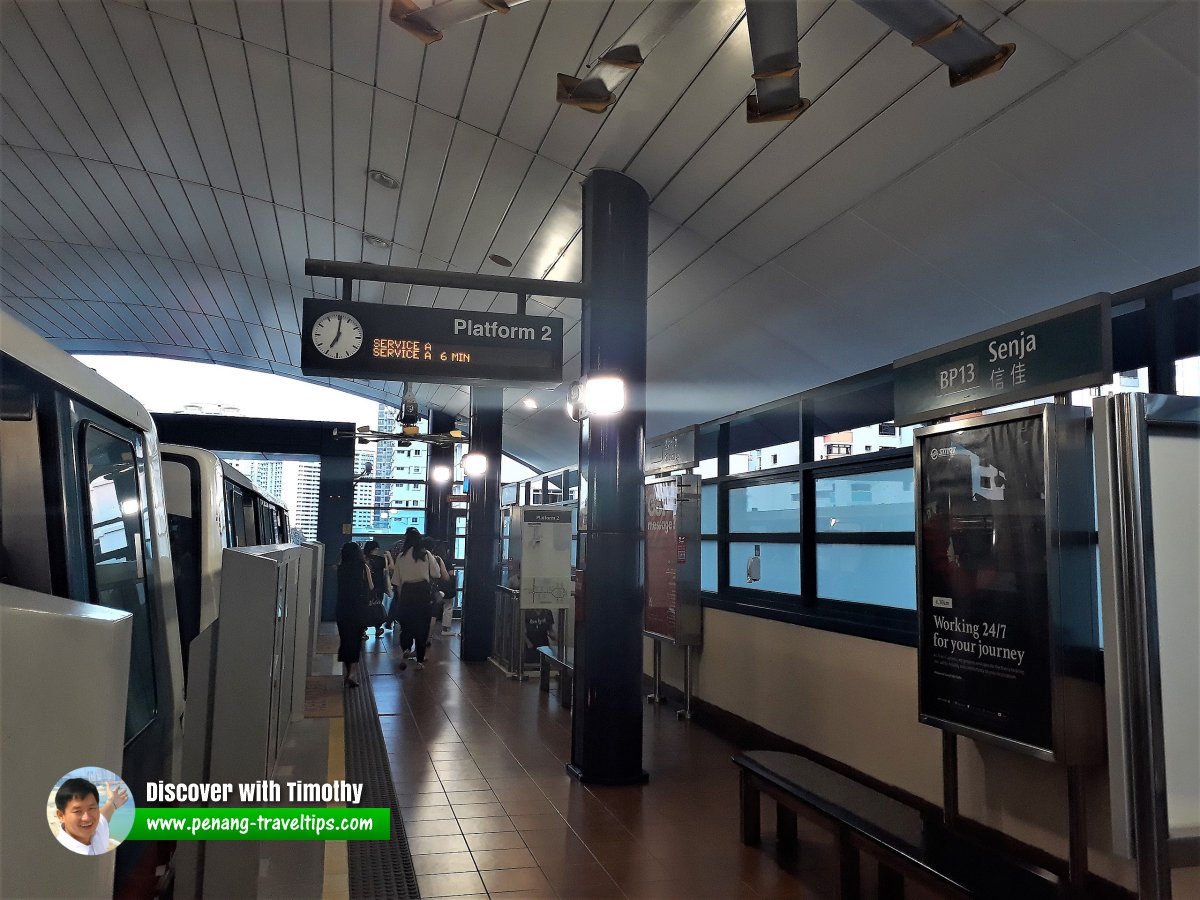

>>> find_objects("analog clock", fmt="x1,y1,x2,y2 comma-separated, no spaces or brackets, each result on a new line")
311,311,364,359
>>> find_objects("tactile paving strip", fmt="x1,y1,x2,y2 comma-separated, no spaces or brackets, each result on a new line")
344,667,420,898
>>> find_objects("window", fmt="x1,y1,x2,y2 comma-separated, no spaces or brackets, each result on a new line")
83,426,157,744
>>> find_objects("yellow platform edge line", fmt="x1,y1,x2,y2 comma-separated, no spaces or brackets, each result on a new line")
322,715,349,899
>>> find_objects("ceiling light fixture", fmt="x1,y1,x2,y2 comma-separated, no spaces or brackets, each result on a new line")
488,253,514,267
363,233,391,248
368,169,399,189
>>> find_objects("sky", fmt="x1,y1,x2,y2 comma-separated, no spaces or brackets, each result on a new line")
77,355,390,429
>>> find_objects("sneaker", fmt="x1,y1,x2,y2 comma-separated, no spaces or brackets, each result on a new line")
414,662,424,670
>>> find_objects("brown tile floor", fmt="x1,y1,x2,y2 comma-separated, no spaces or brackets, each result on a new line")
357,628,853,900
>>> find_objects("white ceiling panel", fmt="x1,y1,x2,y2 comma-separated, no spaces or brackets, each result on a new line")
332,74,375,231
0,5,107,162
281,0,331,70
512,174,584,278
971,26,1200,280
172,259,225,316
10,148,116,248
71,243,142,305
16,0,142,169
3,153,89,244
364,91,414,238
154,15,241,192
19,241,105,304
392,106,456,251
646,239,754,337
106,0,209,182
1010,0,1167,61
1137,1,1198,74
332,0,380,85
407,252,449,307
0,49,73,156
498,0,612,152
144,172,218,267
380,242,419,305
244,198,291,284
1,174,65,242
374,0,424,101
290,59,335,220
720,17,1072,265
246,44,304,210
83,161,171,259
191,0,241,37
573,0,747,175
146,255,196,310
198,263,244,321
483,154,573,274
97,249,167,309
0,95,38,150
202,29,273,201
423,122,496,260
272,203,311,289
61,2,176,176
418,16,485,118
235,0,287,54
48,155,143,255
450,139,535,271
182,182,242,271
459,0,549,135
146,0,192,24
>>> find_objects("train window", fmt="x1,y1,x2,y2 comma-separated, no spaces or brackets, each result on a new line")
224,483,242,547
82,426,157,744
162,457,202,677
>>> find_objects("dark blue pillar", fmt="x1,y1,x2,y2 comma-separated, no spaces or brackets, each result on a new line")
569,169,649,785
460,386,503,661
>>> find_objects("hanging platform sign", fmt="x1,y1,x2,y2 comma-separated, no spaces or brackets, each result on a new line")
892,293,1111,426
300,297,563,385
915,404,1103,763
645,426,697,476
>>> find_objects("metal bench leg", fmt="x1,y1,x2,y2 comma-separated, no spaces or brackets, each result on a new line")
539,654,550,693
838,827,860,900
878,862,904,900
776,803,798,855
740,771,761,846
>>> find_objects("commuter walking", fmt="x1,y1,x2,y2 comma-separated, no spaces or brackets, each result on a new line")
336,542,372,688
392,527,440,670
424,538,452,645
363,540,392,638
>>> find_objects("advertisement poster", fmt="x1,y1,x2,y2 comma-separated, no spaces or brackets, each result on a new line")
644,480,679,641
918,416,1054,752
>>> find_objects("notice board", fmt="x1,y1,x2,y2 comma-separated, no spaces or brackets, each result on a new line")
644,475,701,646
915,405,1101,762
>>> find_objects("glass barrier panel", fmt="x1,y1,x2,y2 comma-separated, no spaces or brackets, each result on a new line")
729,541,800,594
815,469,914,532
701,540,717,592
816,544,916,609
701,483,717,533
729,481,800,533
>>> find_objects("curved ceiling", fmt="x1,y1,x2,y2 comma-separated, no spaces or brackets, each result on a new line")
1,0,1196,471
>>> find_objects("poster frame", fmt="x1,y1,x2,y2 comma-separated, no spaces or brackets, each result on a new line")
914,403,1102,763
643,474,703,647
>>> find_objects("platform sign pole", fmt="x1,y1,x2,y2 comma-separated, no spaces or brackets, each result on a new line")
461,387,502,662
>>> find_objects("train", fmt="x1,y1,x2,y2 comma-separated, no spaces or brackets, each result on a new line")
0,309,291,896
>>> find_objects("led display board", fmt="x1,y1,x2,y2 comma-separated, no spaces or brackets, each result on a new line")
893,293,1111,426
300,297,564,385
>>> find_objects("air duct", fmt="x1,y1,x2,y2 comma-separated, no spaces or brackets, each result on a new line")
744,0,809,124
852,0,1014,87
390,0,529,45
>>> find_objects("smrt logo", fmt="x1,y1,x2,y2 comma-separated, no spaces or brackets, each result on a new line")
930,447,958,460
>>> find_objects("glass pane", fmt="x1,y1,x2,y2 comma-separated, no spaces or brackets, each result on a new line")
815,469,915,532
817,544,916,609
730,541,800,594
701,540,717,592
1176,356,1199,396
729,441,800,474
1072,368,1152,406
814,422,916,460
729,481,800,533
84,427,157,743
354,511,427,535
695,458,719,478
701,483,717,533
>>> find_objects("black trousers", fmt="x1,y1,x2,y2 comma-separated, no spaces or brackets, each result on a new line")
396,581,432,663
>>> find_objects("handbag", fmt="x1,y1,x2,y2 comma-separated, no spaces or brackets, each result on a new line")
362,599,387,628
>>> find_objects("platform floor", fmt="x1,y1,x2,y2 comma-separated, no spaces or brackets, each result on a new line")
338,626,832,900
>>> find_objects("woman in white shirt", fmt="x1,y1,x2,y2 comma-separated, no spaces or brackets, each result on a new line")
392,527,440,669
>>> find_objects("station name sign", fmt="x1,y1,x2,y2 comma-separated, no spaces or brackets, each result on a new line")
300,297,563,385
892,293,1111,426
645,427,697,475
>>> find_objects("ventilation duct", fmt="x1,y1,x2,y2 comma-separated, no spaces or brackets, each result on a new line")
390,0,529,45
557,0,700,113
744,0,809,124
852,0,1015,87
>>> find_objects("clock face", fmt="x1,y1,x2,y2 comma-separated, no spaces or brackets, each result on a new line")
311,312,364,359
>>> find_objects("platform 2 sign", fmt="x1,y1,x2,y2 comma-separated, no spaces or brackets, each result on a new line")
300,297,563,385
893,293,1111,426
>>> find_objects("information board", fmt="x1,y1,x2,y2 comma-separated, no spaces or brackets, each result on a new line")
512,507,573,611
644,475,702,645
300,297,563,385
645,427,697,476
894,293,1111,426
915,405,1101,762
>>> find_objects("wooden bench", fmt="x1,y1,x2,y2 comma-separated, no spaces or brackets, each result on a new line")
537,646,573,709
734,750,1061,899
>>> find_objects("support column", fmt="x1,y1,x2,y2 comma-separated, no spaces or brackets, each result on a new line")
460,386,503,661
569,169,649,785
425,409,456,551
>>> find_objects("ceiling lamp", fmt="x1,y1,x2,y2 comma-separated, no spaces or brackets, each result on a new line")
852,0,1015,87
557,0,700,113
363,234,390,248
390,0,529,45
744,0,810,124
368,169,399,189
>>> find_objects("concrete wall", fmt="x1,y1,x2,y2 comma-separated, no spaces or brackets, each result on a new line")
646,607,1138,891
